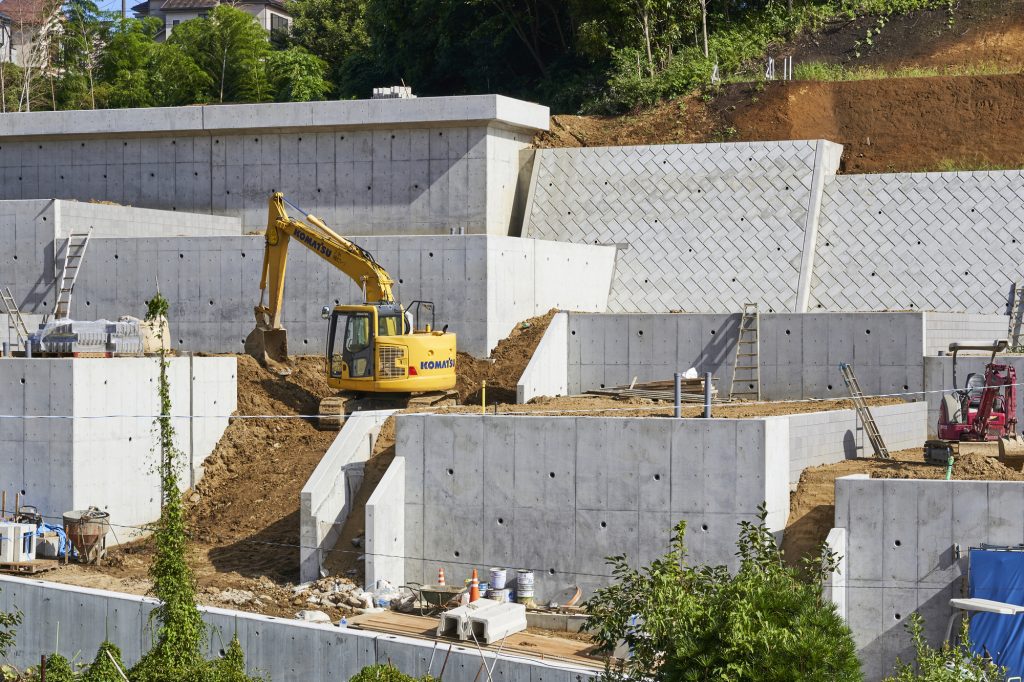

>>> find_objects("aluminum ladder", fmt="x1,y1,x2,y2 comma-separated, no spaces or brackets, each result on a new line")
54,229,92,320
0,286,29,346
1009,285,1024,352
839,362,890,459
729,303,761,400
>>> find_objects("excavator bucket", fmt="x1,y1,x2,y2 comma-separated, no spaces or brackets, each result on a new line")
244,326,291,376
999,434,1024,464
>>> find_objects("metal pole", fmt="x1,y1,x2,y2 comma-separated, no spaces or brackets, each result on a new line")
24,340,31,358
673,372,681,418
1,341,7,357
703,372,713,419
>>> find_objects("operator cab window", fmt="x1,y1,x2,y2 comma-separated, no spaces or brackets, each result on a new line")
379,312,404,337
345,314,371,352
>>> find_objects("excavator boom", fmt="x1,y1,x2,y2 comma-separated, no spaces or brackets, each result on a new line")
247,193,396,368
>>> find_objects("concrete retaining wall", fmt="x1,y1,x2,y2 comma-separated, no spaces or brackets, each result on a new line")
0,97,549,235
0,575,599,681
922,312,1008,356
300,410,395,583
366,457,405,589
523,142,1024,317
565,312,929,400
0,356,235,532
395,414,790,601
516,311,568,403
787,402,927,484
55,199,241,238
832,475,1024,681
0,199,616,356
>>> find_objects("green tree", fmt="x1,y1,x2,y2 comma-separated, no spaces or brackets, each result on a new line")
57,0,110,109
98,17,210,108
43,653,75,682
884,613,1005,681
286,0,368,94
267,46,330,101
169,5,270,103
585,506,862,681
83,640,128,682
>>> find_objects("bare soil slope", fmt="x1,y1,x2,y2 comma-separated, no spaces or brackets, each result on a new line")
783,448,1024,566
538,0,1024,173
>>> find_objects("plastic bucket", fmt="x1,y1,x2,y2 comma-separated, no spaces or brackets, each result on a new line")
489,567,507,590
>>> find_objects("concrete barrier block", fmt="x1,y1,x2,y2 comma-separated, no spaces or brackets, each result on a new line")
468,602,527,644
437,599,504,640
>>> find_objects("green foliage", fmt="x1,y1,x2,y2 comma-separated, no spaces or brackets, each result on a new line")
0,596,22,661
207,635,265,682
169,5,271,103
82,641,127,682
793,60,1015,81
349,663,426,682
44,654,76,682
267,47,330,102
585,505,862,681
286,0,368,95
130,292,206,680
98,18,211,108
884,613,1005,681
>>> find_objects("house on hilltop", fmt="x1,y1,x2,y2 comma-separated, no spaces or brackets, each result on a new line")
0,0,61,67
131,0,291,39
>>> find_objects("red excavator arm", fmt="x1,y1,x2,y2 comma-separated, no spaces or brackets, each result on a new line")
969,364,1018,441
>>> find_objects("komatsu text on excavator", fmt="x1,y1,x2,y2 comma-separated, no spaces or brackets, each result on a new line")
245,193,457,427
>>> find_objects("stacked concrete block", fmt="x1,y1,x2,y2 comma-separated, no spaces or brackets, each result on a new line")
0,96,549,235
786,402,927,484
0,357,235,534
395,414,789,601
833,475,1024,681
523,140,838,314
812,171,1024,315
922,312,1009,355
0,575,599,680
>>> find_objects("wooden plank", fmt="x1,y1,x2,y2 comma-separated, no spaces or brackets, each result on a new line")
348,611,603,667
0,559,58,575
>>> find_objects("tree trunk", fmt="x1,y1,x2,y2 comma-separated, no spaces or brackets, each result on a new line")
641,8,654,78
701,0,709,58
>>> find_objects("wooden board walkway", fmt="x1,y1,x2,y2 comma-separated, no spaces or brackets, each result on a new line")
348,611,603,668
0,559,59,575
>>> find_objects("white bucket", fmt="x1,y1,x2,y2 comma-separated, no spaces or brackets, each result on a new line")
489,567,507,590
516,569,534,592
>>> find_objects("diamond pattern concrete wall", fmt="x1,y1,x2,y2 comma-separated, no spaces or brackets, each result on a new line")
812,171,1024,313
523,140,840,313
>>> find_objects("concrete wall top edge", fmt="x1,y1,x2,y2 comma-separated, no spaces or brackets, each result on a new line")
0,95,550,141
534,138,837,155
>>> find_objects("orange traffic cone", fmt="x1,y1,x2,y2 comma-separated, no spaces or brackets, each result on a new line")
437,568,446,586
469,569,481,602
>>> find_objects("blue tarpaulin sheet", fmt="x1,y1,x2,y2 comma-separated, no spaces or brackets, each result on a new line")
969,548,1024,677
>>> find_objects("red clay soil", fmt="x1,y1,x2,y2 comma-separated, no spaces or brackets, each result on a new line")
719,74,1024,173
537,0,1024,174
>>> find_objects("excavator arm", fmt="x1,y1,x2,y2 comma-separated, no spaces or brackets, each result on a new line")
246,193,397,368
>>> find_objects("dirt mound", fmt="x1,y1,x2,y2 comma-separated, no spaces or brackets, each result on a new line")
455,310,557,404
719,74,1024,173
783,448,1024,566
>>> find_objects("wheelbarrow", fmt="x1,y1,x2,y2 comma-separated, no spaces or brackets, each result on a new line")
403,582,465,616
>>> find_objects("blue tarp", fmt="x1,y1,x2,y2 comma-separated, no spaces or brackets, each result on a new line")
969,548,1024,677
34,523,75,558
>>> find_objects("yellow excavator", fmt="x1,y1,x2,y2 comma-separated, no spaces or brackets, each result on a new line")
245,193,457,427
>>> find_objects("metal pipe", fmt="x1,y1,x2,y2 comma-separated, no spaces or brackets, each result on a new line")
673,372,681,418
1,341,7,357
24,341,31,358
703,372,713,418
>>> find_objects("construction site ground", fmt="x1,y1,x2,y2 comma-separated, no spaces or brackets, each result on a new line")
537,0,1024,174
783,448,1024,566
36,310,902,622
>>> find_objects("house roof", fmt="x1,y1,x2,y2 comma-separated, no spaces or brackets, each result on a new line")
0,0,54,24
154,0,289,12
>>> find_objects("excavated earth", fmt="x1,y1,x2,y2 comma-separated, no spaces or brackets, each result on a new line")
782,448,1024,567
538,0,1024,174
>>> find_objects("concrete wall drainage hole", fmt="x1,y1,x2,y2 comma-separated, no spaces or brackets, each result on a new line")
701,524,708,532
447,468,454,476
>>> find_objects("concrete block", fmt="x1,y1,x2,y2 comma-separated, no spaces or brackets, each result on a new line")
468,602,527,644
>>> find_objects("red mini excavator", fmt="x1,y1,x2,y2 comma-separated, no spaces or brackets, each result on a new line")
926,340,1024,464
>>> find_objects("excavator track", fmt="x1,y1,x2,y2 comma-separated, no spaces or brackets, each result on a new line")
317,390,460,431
